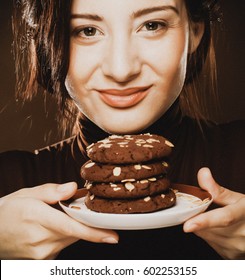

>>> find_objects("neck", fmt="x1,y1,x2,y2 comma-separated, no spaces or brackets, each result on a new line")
77,98,182,149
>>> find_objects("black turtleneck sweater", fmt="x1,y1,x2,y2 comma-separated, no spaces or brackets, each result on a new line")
0,104,244,260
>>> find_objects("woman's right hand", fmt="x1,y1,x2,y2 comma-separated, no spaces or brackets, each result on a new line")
0,182,119,260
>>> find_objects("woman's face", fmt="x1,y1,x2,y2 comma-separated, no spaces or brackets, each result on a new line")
66,0,190,134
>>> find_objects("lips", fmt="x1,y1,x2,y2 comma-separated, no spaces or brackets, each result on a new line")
97,86,151,108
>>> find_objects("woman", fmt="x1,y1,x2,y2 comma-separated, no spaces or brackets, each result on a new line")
0,0,244,260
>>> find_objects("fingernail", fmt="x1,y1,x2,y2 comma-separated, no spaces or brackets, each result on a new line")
101,237,118,244
184,222,198,232
58,182,73,192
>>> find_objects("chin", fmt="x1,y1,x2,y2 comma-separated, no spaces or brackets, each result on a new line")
90,104,164,135
104,127,142,135
97,119,154,135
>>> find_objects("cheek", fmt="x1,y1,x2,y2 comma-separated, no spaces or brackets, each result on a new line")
141,30,189,82
66,44,100,87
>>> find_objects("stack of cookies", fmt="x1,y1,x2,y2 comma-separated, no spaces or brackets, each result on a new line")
81,133,176,214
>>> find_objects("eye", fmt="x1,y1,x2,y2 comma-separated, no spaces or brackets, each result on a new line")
140,21,168,33
145,22,162,31
73,26,103,39
82,27,98,37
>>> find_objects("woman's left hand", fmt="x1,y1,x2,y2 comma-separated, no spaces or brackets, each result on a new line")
183,167,245,260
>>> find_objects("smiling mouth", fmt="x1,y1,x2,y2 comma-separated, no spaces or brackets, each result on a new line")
97,86,152,108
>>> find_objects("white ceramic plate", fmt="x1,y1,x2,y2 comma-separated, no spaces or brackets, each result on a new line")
59,184,212,230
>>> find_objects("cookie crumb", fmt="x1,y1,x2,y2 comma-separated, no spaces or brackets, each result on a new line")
70,206,81,210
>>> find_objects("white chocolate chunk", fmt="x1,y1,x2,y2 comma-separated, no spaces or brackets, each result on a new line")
85,162,95,168
135,139,147,144
98,138,111,144
125,182,135,192
98,144,112,148
86,183,92,189
110,135,124,139
134,164,142,170
148,177,157,182
140,179,149,184
146,138,160,143
86,143,95,150
113,167,121,176
142,165,152,170
143,144,154,148
165,140,174,147
121,179,135,182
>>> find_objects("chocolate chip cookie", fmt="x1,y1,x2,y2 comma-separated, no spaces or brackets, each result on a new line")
86,134,174,164
81,133,176,214
85,176,170,198
85,189,176,214
81,160,169,183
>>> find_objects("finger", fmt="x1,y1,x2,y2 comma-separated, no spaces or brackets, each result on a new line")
194,229,245,259
194,229,226,246
13,182,78,204
193,231,229,259
39,201,119,244
184,198,245,232
197,167,244,206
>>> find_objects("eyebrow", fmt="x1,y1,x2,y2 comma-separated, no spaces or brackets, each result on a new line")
70,5,179,21
132,5,180,18
70,14,103,21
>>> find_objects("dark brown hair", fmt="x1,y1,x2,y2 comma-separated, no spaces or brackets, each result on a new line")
182,0,222,121
12,0,222,133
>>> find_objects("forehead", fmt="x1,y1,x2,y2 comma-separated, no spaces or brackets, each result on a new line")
71,0,184,15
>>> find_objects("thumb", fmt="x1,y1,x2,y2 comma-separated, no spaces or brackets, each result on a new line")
15,182,78,204
197,167,243,206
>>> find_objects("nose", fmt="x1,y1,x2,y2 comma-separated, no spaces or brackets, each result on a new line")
102,35,141,83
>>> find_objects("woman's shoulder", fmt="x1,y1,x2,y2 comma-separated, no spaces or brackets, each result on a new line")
196,118,245,190
0,135,77,163
182,116,245,139
183,117,245,160
204,119,245,145
0,134,86,195
218,119,245,137
206,118,245,132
